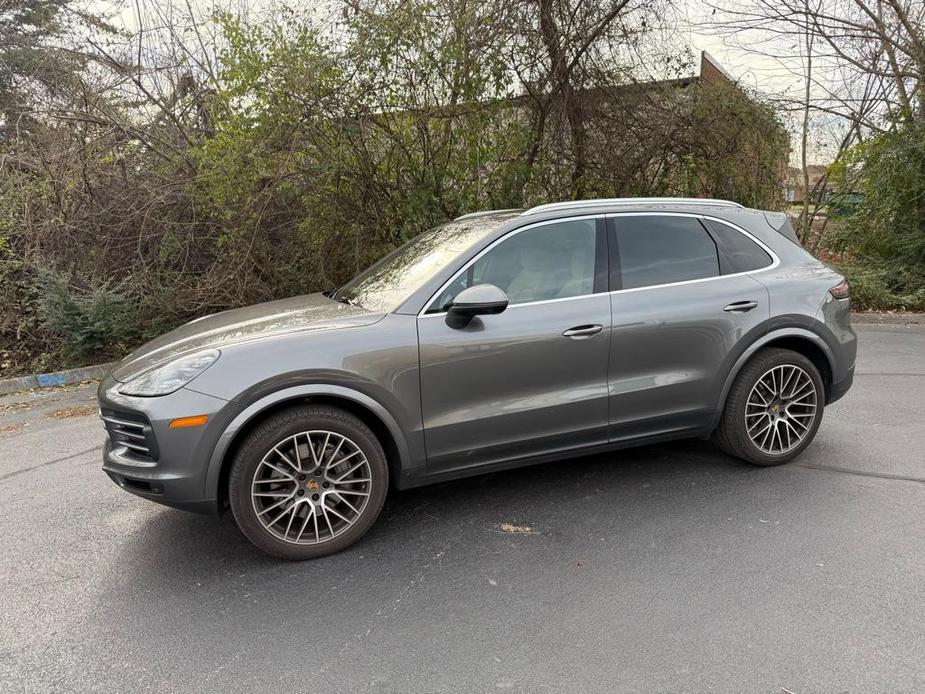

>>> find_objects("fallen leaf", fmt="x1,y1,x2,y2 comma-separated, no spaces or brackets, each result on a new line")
497,522,537,534
46,405,97,420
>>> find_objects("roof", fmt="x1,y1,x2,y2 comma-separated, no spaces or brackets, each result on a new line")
521,198,743,216
454,198,749,222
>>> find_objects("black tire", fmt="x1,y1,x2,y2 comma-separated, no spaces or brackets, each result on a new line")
713,347,825,466
228,404,388,560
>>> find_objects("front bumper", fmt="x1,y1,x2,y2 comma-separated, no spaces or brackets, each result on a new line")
98,373,242,515
103,439,220,514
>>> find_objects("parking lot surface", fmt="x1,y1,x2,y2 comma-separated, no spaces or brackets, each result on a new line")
1,322,923,693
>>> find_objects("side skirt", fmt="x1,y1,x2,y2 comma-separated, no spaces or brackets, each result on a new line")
395,427,710,490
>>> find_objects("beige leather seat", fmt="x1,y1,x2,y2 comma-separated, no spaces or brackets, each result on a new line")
556,244,595,298
506,246,563,303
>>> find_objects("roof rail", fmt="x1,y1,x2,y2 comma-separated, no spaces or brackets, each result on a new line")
522,197,744,216
454,208,521,221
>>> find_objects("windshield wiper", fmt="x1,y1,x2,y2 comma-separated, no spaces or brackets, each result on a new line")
323,287,350,304
329,291,355,306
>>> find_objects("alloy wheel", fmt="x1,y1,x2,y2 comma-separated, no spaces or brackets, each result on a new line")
250,430,372,545
745,364,818,455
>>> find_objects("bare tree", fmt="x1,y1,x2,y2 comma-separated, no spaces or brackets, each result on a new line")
706,0,924,223
799,0,817,241
500,0,677,198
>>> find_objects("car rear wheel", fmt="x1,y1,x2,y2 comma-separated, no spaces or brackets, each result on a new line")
714,348,825,466
228,404,388,559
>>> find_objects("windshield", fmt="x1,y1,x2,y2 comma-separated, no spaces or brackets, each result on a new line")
334,212,518,313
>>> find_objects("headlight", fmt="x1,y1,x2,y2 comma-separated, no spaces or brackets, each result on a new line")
118,350,220,397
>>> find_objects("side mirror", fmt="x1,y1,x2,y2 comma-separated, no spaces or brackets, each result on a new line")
446,283,509,329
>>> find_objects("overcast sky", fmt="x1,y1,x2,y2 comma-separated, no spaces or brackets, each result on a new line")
683,2,805,93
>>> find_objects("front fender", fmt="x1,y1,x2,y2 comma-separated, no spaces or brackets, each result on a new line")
202,384,415,502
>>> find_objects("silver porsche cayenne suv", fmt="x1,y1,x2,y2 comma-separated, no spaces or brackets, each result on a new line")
99,198,856,559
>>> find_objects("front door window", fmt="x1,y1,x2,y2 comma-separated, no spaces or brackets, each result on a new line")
428,219,603,312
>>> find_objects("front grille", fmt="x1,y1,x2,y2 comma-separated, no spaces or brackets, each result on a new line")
101,408,159,462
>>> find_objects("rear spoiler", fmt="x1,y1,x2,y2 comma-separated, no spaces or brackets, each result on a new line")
763,211,801,245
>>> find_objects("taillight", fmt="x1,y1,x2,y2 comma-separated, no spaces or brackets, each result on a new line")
829,280,850,299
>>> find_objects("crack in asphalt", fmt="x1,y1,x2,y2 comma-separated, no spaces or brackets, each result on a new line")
796,462,925,485
0,446,99,484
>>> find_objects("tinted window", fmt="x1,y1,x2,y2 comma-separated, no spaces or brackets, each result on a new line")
702,219,773,274
615,216,719,289
430,219,600,311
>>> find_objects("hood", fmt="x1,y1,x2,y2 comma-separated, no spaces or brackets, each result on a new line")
112,293,383,382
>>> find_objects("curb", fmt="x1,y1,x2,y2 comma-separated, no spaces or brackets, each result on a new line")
0,363,113,396
850,311,923,325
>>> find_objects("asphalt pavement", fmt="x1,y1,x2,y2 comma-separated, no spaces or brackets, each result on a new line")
1,322,923,693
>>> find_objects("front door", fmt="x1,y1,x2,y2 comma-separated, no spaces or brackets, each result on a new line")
417,217,612,474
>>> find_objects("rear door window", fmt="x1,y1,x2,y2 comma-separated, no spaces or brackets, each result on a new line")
612,215,719,290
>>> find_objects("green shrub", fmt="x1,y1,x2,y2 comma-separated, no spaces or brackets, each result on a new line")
36,271,141,363
828,124,925,306
836,262,925,312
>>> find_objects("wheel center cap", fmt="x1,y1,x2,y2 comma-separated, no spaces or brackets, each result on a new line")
306,479,319,491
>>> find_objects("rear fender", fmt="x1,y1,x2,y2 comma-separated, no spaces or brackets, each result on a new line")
709,327,835,431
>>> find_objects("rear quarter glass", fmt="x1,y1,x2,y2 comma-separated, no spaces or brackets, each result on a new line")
763,212,801,245
701,218,773,274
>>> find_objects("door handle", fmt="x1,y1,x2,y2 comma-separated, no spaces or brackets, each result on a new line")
562,324,603,338
723,300,758,313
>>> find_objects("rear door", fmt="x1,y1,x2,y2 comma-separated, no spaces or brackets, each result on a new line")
417,216,612,474
607,213,772,442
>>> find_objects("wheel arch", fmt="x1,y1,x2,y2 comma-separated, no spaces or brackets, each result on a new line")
205,385,411,511
711,327,835,431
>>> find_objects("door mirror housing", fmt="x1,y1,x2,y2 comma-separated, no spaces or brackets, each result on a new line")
446,283,509,328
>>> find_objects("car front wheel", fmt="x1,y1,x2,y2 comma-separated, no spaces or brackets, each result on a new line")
714,348,825,466
228,404,388,559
